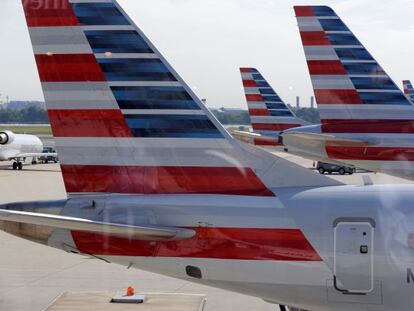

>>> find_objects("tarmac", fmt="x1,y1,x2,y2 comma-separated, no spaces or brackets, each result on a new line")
46,292,206,311
0,152,411,311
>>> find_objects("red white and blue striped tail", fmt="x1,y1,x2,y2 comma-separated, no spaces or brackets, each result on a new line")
20,0,285,196
20,0,340,196
295,6,414,134
240,68,306,147
403,80,414,104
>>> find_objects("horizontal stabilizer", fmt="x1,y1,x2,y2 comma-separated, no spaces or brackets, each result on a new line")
13,153,57,159
230,130,278,143
0,209,194,241
282,131,375,146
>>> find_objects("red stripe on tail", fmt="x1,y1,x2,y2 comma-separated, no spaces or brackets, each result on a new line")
249,109,270,116
72,228,321,261
308,60,347,75
240,68,253,73
243,80,257,87
294,6,315,17
315,89,363,105
246,94,264,102
300,31,331,46
61,165,275,196
22,0,79,27
48,110,133,137
35,54,106,82
252,123,302,131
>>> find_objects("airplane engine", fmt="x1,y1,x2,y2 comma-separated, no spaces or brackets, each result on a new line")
0,131,15,145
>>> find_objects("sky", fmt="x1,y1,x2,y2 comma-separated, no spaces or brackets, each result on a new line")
0,0,414,108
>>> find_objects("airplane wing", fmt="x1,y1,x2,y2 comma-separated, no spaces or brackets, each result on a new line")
233,130,375,146
282,132,377,146
0,209,195,241
9,152,57,160
230,130,278,143
238,68,306,148
11,153,58,159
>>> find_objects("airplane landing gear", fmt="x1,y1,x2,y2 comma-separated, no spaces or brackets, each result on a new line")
12,162,23,170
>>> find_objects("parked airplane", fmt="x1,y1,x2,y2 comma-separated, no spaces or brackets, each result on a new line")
232,68,307,148
403,80,414,103
0,130,50,169
281,5,414,180
2,2,414,311
235,68,350,166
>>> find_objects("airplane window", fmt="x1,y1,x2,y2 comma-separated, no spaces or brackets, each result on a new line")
186,266,203,279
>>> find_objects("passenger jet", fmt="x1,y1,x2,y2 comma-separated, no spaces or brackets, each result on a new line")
403,80,414,104
1,2,414,311
0,130,50,169
281,6,414,180
232,68,307,148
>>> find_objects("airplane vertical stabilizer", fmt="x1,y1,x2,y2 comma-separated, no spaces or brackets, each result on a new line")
21,0,341,196
403,80,414,104
240,68,306,147
295,6,414,134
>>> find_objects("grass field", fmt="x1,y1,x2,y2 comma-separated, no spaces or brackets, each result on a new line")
0,125,51,135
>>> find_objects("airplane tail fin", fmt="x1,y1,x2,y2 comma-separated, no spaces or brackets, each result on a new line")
403,80,414,104
294,6,414,134
20,0,340,196
240,68,306,147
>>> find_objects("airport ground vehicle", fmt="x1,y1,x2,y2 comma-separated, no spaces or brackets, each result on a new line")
316,162,354,175
2,2,414,311
39,147,58,164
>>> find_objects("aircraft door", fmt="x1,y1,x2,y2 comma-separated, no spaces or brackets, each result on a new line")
334,220,374,293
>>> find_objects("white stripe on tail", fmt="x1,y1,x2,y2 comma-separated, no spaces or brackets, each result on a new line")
21,0,340,196
239,67,306,148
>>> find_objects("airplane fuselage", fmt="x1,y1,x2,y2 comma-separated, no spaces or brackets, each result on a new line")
2,184,414,311
0,133,43,161
282,124,414,180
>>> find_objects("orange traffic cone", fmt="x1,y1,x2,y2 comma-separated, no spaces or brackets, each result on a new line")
126,286,135,297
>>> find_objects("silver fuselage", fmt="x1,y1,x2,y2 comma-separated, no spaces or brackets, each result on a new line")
282,124,414,180
1,184,414,310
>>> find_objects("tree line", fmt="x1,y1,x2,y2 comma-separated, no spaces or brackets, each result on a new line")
213,107,320,125
0,106,320,125
0,106,49,123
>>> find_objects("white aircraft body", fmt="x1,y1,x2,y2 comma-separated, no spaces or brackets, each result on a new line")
281,6,414,180
2,2,414,311
0,130,45,169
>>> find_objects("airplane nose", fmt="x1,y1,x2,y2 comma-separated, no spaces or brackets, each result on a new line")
0,200,66,245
